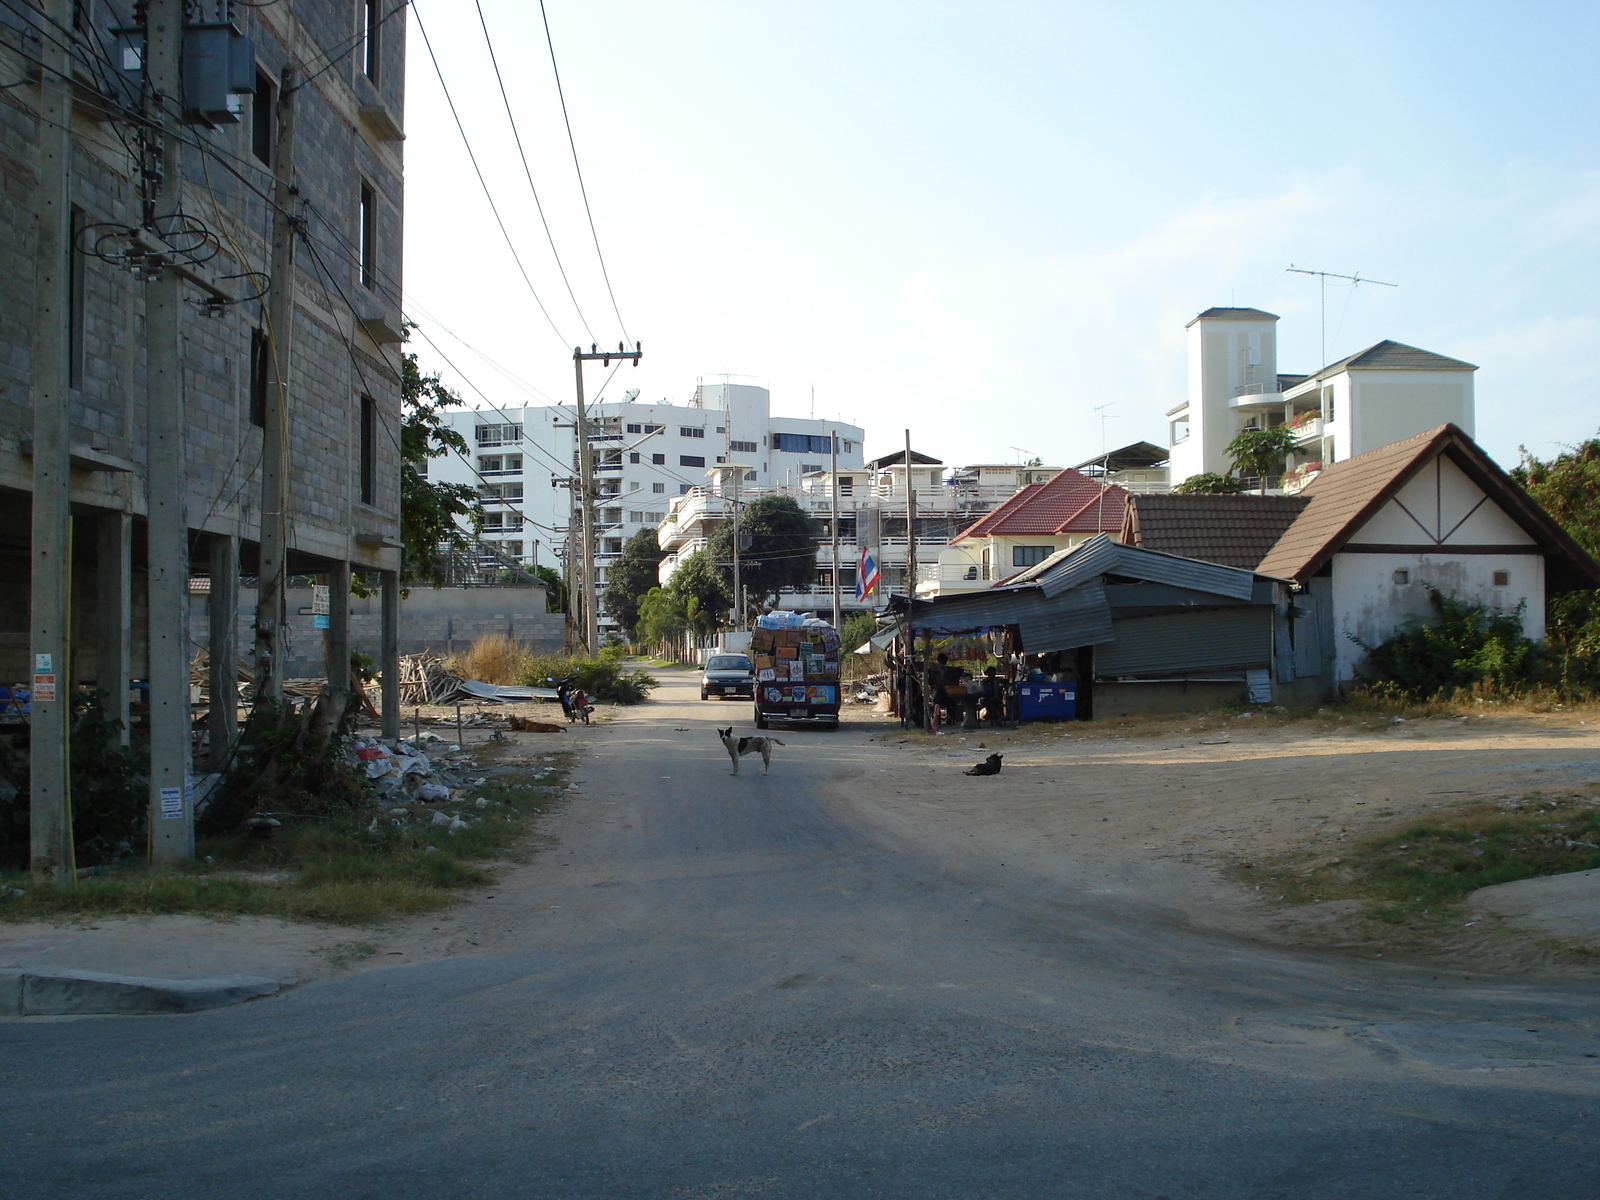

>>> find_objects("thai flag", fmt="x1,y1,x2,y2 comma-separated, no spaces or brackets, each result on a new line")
856,546,880,601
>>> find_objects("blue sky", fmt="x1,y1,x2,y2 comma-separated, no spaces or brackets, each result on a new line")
402,1,1599,470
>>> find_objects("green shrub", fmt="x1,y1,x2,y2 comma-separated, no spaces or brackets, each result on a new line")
1356,588,1540,699
516,646,658,704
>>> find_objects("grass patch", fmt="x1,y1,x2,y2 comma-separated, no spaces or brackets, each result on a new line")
1232,789,1600,921
0,754,573,924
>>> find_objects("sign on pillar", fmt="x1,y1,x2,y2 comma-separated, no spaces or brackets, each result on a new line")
32,653,57,704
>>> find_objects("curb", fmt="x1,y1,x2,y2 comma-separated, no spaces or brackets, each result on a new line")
0,967,282,1017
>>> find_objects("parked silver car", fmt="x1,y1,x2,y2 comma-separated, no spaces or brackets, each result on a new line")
701,654,756,701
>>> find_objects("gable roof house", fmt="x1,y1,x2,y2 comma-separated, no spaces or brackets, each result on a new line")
920,468,1130,598
1129,426,1600,697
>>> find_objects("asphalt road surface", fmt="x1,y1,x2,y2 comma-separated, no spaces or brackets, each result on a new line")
4,673,1598,1199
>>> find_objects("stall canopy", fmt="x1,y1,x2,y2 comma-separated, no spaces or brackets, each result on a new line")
894,535,1285,662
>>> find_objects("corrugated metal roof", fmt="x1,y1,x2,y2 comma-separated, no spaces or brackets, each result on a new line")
1122,493,1308,569
1016,534,1269,601
907,579,1111,645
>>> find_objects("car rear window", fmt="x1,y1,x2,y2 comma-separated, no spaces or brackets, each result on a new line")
706,656,752,672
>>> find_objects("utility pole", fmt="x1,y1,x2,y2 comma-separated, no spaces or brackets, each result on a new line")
143,0,194,861
28,0,74,883
254,64,299,702
730,467,742,629
903,429,917,602
829,429,840,630
573,342,641,657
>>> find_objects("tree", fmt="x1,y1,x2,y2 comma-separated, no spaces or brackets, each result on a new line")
1172,472,1249,494
605,528,668,637
534,565,568,616
667,548,729,635
1512,432,1600,675
1224,427,1301,493
705,495,819,612
399,351,482,589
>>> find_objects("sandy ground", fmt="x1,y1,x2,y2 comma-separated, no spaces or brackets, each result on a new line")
840,704,1600,974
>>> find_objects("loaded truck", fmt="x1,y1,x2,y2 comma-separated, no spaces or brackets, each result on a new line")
749,611,841,730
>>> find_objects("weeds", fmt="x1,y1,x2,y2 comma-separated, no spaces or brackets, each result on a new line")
1234,790,1600,921
0,755,573,924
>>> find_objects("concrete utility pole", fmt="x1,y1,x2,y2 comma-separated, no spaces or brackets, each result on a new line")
903,429,917,601
730,467,742,629
254,64,299,702
572,342,641,658
144,0,194,861
28,0,75,884
830,430,841,630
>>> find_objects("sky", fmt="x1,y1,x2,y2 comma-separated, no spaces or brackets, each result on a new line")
401,0,1600,472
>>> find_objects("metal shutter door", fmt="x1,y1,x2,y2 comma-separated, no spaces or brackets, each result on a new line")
1094,607,1272,677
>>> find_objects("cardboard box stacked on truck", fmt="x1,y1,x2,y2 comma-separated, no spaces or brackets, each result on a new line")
750,612,841,730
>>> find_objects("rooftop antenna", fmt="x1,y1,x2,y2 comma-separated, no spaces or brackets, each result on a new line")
1093,402,1119,532
1009,445,1032,465
1286,265,1398,372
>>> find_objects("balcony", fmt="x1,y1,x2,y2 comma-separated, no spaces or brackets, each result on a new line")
1288,413,1324,443
1228,390,1286,410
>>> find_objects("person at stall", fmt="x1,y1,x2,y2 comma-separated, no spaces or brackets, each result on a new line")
977,664,1006,725
925,652,955,728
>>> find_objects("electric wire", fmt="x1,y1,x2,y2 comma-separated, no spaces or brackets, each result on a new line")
473,0,594,344
413,6,570,350
537,0,629,343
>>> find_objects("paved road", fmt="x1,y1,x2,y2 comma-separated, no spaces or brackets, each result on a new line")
4,673,1597,1199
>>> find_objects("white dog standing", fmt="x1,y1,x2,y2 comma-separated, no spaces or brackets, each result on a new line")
718,727,786,775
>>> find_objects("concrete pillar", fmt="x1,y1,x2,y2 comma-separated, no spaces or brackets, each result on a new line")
96,513,133,743
28,0,75,884
324,560,350,698
380,570,400,740
207,534,239,770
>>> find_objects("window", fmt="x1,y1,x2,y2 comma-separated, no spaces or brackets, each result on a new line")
252,70,275,165
1392,569,1410,585
359,394,376,505
629,480,641,491
604,539,623,554
358,182,376,289
651,452,665,465
730,440,758,454
744,471,757,482
679,484,691,494
629,452,640,464
800,464,822,475
1012,545,1053,567
715,426,725,433
361,0,380,82
476,423,522,445
478,455,502,473
652,482,665,493
680,455,705,468
1493,569,1510,587
249,327,270,428
626,423,641,434
600,507,622,524
1170,417,1190,445
482,511,503,529
415,458,427,477
643,423,663,433
627,511,644,523
838,476,853,496
715,456,726,464
479,482,524,502
680,426,704,439
501,541,523,558
773,433,833,455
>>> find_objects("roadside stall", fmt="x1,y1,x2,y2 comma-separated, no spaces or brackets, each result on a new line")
750,611,842,730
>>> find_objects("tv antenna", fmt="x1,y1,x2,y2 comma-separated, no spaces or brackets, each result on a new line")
1286,265,1397,372
1092,402,1119,531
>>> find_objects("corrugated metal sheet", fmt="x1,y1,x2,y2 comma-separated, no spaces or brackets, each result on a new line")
1021,534,1266,601
907,580,1115,652
1094,607,1272,677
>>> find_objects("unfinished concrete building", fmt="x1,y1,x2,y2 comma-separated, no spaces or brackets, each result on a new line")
0,1,407,874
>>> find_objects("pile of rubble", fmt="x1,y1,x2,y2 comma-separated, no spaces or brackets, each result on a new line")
344,734,565,836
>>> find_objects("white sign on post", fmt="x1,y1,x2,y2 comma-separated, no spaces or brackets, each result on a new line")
159,786,183,820
35,653,52,673
312,585,330,616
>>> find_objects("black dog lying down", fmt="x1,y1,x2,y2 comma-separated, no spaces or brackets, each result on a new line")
964,753,1002,776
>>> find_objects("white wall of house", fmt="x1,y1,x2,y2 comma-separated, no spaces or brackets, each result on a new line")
1169,309,1282,484
1327,456,1544,683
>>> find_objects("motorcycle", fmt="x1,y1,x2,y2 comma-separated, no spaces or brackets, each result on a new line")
549,677,593,725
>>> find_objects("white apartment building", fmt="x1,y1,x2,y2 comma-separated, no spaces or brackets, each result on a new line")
1166,307,1477,493
423,384,863,632
658,454,1060,615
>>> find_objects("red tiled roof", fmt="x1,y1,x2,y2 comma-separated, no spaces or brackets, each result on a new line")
954,468,1129,541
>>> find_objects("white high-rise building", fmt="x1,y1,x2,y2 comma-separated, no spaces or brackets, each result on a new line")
424,384,864,632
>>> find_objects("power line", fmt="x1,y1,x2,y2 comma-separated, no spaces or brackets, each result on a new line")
473,0,595,344
537,0,629,342
414,7,571,350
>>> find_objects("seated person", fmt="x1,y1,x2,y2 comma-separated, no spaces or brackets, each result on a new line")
977,665,1005,723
